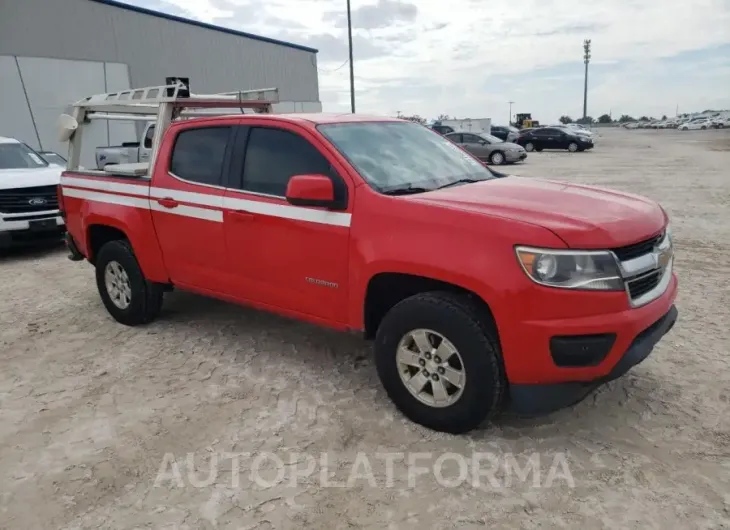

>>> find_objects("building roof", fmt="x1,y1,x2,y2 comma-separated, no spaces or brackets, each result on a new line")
88,0,318,54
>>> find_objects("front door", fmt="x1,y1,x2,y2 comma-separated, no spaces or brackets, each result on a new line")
149,124,235,291
461,133,491,160
223,124,352,322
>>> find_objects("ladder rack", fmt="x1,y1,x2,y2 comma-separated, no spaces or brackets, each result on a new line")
64,80,282,172
73,81,280,114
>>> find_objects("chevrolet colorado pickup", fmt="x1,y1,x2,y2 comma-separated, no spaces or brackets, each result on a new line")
57,84,678,434
1,137,65,249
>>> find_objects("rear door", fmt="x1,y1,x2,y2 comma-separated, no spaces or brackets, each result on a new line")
149,124,235,291
223,123,352,321
530,128,554,149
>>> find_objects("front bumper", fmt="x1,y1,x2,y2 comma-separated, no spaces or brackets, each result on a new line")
509,305,678,415
506,151,528,162
0,215,65,249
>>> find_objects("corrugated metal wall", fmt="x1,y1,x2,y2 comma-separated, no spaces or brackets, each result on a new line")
0,0,320,167
0,55,136,167
0,0,319,101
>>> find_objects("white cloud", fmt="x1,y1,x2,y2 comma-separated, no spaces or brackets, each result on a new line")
140,0,730,122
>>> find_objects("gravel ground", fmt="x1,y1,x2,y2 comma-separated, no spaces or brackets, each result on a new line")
1,128,729,530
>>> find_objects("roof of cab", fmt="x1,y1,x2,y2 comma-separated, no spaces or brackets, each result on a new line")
203,113,405,125
0,136,21,144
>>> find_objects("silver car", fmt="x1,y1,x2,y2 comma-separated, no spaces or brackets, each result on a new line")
444,131,527,165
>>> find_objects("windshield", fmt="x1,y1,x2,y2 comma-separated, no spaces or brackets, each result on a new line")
317,121,496,193
0,142,49,170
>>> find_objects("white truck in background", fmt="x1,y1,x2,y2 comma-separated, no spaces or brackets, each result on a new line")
96,122,155,169
0,136,66,248
431,118,491,135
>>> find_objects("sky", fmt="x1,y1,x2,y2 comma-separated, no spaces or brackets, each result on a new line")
125,0,730,124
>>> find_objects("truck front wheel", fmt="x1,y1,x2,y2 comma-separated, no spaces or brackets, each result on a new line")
374,292,505,434
95,240,164,326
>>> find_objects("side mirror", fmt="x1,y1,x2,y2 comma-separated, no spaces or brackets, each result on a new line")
286,174,337,208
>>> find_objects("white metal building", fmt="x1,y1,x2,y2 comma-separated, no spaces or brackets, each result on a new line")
0,0,321,167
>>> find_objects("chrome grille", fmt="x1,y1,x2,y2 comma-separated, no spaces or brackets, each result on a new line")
614,230,673,308
627,270,662,299
0,185,59,214
612,232,663,261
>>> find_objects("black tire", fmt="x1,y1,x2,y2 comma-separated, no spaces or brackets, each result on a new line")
95,239,164,326
535,147,544,152
374,291,505,434
701,126,707,130
489,151,506,165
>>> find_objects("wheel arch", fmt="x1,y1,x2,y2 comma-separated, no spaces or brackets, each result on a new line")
363,271,499,342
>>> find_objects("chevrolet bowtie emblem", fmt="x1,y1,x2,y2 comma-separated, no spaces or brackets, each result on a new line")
654,246,672,269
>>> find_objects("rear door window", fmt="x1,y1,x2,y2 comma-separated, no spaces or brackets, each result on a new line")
169,127,232,186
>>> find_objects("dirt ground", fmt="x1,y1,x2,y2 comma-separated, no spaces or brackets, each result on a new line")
1,128,729,530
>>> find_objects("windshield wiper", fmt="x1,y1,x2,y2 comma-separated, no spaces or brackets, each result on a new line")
381,185,431,196
436,178,482,190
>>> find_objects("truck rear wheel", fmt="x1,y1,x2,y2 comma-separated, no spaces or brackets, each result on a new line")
95,240,164,326
374,292,505,434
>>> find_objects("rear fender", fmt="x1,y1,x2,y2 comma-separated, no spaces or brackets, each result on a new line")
79,200,169,283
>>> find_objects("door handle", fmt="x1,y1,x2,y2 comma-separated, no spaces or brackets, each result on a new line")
157,197,179,209
230,210,254,222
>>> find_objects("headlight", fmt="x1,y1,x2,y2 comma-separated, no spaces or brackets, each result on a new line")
515,247,623,290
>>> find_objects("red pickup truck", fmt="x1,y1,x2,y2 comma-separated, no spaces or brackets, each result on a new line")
58,88,677,434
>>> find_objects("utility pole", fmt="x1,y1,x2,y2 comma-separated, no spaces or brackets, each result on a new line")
346,0,355,113
583,39,591,120
508,101,514,125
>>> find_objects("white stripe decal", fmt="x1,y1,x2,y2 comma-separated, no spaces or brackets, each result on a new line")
148,187,223,209
223,196,351,227
63,187,150,209
61,176,351,227
149,201,223,222
61,176,150,196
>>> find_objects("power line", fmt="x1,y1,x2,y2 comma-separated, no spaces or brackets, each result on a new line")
314,58,350,73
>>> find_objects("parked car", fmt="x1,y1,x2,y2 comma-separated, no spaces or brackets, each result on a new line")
0,137,65,249
444,131,527,165
59,82,678,434
431,124,454,135
516,127,594,152
490,125,520,143
553,124,596,140
679,119,711,130
711,116,729,128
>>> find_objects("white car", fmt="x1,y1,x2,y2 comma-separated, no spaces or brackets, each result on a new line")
556,124,596,138
711,116,729,128
0,137,65,249
679,119,712,131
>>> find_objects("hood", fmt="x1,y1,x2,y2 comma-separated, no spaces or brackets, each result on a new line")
0,166,63,191
411,176,666,248
499,142,524,151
